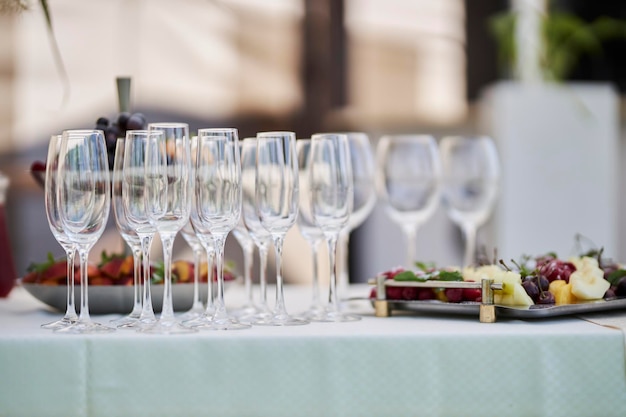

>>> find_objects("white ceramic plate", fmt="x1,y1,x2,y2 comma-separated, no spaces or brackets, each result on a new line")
21,282,218,315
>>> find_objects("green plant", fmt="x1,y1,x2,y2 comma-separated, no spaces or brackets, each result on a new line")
490,10,626,82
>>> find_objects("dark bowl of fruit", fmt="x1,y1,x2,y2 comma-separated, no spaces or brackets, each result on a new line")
20,252,237,314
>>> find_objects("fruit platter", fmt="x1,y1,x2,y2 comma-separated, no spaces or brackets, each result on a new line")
368,250,626,322
20,251,237,314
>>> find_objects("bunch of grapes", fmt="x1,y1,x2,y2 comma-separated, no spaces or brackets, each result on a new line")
536,256,576,283
95,112,147,169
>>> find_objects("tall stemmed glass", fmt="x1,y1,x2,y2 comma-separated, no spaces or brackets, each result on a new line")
55,130,113,334
309,133,359,322
142,122,195,334
110,138,143,326
376,135,441,268
179,221,205,320
337,133,376,292
440,136,500,267
254,132,307,326
41,135,77,329
295,139,327,320
239,138,273,323
190,128,248,330
121,131,159,329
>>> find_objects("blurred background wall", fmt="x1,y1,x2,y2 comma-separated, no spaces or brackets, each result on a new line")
1,0,625,285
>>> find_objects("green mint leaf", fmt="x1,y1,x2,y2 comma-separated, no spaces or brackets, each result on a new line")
415,261,434,272
437,271,463,281
394,270,427,282
606,269,626,286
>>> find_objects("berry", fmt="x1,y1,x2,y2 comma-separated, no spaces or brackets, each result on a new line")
445,288,463,303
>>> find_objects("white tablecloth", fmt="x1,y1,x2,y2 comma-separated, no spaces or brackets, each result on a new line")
1,284,625,417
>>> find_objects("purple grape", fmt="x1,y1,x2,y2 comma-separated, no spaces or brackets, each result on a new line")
522,279,539,301
126,113,146,130
116,112,131,129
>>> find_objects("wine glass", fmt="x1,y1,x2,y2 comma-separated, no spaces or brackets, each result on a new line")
337,132,376,292
178,221,205,320
376,135,441,268
110,138,143,327
309,133,359,322
41,134,77,329
55,130,113,334
295,139,327,320
142,122,195,334
440,136,500,267
121,130,160,329
254,132,307,326
190,128,248,330
239,138,273,323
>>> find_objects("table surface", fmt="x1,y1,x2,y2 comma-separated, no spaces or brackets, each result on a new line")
1,283,626,417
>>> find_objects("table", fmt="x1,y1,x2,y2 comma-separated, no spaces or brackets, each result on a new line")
1,284,626,417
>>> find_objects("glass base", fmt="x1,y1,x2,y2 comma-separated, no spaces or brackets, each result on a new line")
230,303,260,319
110,310,142,327
296,305,329,322
138,319,197,335
321,310,361,322
251,312,309,326
41,315,77,330
194,316,251,331
177,304,205,321
54,320,115,334
117,314,157,330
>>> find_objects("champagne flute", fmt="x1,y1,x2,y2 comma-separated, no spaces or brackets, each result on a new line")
309,133,359,322
142,122,195,334
190,128,248,330
121,130,159,329
179,221,205,320
376,135,441,268
440,136,500,267
239,138,273,323
110,138,143,326
295,139,327,320
254,132,307,326
55,130,113,334
337,133,376,291
41,135,77,329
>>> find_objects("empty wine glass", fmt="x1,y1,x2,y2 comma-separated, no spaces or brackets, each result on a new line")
376,135,440,268
295,139,327,321
440,136,500,266
110,138,143,327
179,221,205,320
41,134,77,330
55,130,113,334
190,128,248,330
121,130,160,329
142,122,195,334
239,138,273,324
309,133,359,322
337,132,376,292
254,132,307,326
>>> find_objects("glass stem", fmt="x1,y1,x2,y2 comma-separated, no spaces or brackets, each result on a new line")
326,234,340,313
212,235,228,321
462,223,477,267
258,244,268,308
404,225,418,269
337,230,350,296
130,247,142,315
77,248,91,323
310,239,321,308
159,232,176,323
272,235,288,316
243,241,255,305
64,247,77,320
191,248,203,309
139,234,155,321
205,247,215,312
